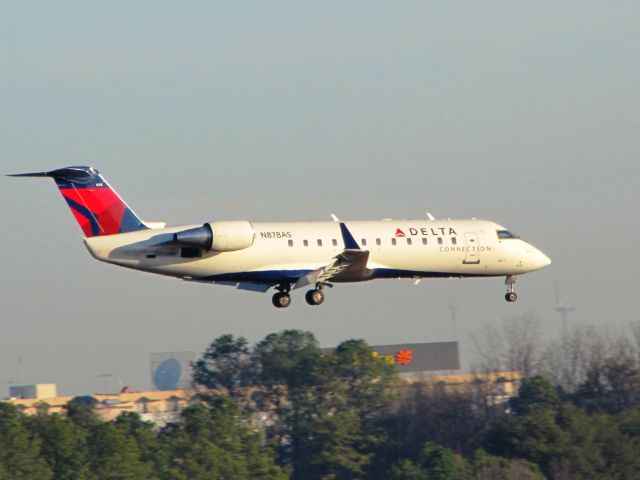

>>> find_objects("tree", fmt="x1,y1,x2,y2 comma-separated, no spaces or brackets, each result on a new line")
163,398,288,480
599,408,640,478
192,334,255,397
332,339,397,416
29,412,93,480
418,443,470,480
254,330,326,389
0,403,53,479
114,412,171,478
387,458,429,480
89,421,157,480
470,313,542,376
485,403,605,479
509,376,560,416
472,450,544,480
376,381,497,469
252,330,328,468
65,397,100,430
252,332,398,479
573,354,640,414
387,443,470,480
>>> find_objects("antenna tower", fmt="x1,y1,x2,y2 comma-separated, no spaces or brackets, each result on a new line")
555,283,575,338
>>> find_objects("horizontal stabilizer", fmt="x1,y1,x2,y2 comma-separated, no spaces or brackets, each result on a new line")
7,171,51,178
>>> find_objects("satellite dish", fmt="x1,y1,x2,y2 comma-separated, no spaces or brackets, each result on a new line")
153,358,182,391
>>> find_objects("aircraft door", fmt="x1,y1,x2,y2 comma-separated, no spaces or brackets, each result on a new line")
463,232,480,264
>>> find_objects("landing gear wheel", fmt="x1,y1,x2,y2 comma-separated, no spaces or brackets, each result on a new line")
305,289,325,306
272,292,291,308
504,275,518,303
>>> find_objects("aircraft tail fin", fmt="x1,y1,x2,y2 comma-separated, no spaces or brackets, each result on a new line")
9,166,148,237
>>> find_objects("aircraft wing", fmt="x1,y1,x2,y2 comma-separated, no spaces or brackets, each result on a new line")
294,222,372,289
293,249,371,289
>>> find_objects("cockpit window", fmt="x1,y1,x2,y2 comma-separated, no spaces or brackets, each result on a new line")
497,230,519,239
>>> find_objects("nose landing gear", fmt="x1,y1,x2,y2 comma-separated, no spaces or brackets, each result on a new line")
505,275,518,302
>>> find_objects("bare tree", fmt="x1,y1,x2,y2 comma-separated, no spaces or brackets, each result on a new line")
469,322,505,373
502,312,542,376
469,312,542,376
539,324,599,391
540,323,640,395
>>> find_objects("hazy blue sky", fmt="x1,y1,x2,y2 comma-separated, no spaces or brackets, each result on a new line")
2,2,639,395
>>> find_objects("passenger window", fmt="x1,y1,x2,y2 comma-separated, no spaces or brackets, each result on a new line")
303,240,309,247
437,238,443,245
361,239,367,246
451,237,457,245
422,238,427,245
317,239,322,247
332,239,338,246
391,238,397,246
288,239,294,247
406,238,412,245
376,238,381,246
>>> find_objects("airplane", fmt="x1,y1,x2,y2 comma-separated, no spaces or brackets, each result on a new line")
9,166,551,308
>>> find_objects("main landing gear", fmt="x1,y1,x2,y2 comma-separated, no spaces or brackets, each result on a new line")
272,291,291,308
271,283,326,308
305,286,325,306
505,275,518,302
272,284,292,308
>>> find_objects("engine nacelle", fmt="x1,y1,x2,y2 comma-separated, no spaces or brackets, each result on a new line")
173,221,255,252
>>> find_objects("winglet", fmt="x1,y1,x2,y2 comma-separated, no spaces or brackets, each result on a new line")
339,222,360,250
330,213,340,222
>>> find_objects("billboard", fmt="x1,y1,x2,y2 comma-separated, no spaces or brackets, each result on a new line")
367,342,459,373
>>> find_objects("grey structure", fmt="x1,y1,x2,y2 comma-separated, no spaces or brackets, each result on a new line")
150,352,195,391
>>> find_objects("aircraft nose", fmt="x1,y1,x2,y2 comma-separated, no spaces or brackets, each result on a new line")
530,248,551,270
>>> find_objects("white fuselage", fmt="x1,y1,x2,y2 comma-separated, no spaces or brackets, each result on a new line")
83,219,550,285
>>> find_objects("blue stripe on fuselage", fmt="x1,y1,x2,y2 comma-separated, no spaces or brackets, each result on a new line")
199,268,497,286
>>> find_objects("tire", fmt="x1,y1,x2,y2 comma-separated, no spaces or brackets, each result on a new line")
272,292,291,308
305,289,325,306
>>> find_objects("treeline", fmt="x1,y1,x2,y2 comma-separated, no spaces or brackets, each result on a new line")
1,324,640,479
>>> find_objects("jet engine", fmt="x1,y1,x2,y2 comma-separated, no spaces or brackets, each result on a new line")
173,221,255,252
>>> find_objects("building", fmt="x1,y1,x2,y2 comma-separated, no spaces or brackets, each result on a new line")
9,383,58,400
399,370,524,406
7,388,195,427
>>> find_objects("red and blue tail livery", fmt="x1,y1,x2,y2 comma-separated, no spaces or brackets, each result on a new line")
9,166,147,237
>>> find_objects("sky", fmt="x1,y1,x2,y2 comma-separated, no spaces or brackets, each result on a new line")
1,1,639,395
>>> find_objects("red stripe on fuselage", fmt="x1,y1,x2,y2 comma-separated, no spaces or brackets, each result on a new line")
60,187,126,236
